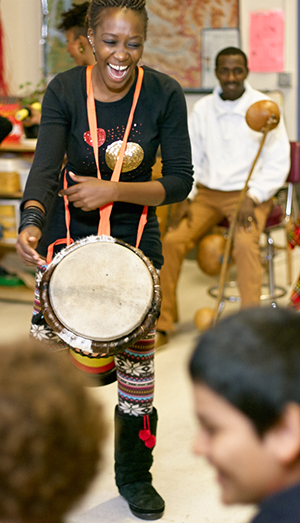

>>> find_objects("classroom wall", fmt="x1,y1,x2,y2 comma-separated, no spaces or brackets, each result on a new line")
1,0,298,139
1,0,43,97
186,0,298,140
240,0,298,140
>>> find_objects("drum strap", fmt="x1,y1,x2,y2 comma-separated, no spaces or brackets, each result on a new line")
46,67,148,265
46,172,75,264
86,64,148,240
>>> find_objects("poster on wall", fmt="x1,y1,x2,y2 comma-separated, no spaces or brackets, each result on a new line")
45,0,239,89
201,28,240,88
248,10,284,72
143,0,239,89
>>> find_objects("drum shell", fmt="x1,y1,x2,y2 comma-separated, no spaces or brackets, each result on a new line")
197,233,226,276
197,233,234,276
68,348,116,386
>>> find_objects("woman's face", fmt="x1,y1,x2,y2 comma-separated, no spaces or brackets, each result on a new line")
88,7,145,95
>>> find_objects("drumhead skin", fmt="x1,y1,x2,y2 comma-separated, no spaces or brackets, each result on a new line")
40,235,161,355
50,242,153,339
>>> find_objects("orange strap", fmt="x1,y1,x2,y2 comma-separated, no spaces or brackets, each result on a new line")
136,205,148,248
86,64,147,238
46,170,74,265
47,67,147,265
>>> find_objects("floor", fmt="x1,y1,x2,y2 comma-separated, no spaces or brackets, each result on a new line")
0,230,299,523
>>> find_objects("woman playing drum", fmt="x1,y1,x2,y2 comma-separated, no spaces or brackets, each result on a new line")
16,0,193,520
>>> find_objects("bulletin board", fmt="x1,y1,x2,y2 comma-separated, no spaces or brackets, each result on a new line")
142,0,239,89
45,0,239,89
201,28,240,88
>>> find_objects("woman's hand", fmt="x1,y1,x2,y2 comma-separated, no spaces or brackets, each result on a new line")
60,172,166,210
16,227,45,266
59,172,117,212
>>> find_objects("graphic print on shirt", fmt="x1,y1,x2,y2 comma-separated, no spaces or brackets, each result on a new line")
82,122,145,179
83,128,106,147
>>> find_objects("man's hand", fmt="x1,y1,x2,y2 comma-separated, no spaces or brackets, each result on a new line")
237,196,257,232
167,199,192,231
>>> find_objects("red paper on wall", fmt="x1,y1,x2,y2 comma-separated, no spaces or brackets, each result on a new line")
249,10,284,73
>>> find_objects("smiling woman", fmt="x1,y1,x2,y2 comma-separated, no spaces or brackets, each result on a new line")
88,7,146,102
87,6,145,99
16,0,193,520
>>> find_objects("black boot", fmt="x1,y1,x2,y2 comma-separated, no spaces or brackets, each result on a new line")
114,406,165,520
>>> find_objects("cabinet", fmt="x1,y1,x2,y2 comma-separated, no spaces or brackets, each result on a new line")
0,140,35,303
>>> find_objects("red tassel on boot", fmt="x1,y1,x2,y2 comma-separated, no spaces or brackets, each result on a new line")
139,414,156,448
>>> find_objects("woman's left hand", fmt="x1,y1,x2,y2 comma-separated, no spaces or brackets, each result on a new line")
59,172,117,211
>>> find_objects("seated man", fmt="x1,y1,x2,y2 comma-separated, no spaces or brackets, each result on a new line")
189,307,300,523
0,339,106,523
156,47,290,347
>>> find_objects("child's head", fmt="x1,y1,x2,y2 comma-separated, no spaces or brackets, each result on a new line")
189,307,300,506
0,339,107,523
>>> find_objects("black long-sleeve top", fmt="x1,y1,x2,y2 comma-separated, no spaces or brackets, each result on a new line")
251,483,300,523
22,65,193,268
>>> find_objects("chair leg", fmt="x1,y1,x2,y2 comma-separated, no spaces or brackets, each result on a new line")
266,232,277,308
207,234,287,304
285,220,293,285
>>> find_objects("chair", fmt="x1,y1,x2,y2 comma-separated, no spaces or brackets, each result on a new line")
261,141,300,305
208,142,300,307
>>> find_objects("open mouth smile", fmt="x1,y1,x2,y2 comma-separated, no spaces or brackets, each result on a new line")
107,63,130,80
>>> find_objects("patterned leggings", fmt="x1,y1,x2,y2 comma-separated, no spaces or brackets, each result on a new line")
31,266,155,416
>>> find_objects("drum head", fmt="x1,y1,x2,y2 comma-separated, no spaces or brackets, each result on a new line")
40,236,161,355
49,241,153,340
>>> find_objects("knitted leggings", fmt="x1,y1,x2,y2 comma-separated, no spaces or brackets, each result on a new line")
30,265,155,415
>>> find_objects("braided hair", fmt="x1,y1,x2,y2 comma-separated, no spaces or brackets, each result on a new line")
58,2,90,39
87,0,148,37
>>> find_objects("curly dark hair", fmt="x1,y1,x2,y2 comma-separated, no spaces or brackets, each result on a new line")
58,2,90,39
0,339,106,523
190,307,300,436
87,0,148,37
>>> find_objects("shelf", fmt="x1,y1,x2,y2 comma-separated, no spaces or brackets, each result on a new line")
0,284,34,303
0,141,35,301
0,141,36,153
0,191,22,199
0,242,17,249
